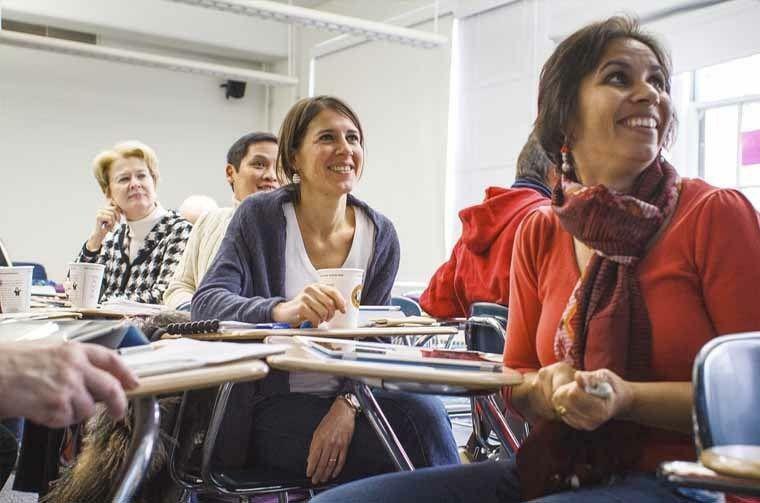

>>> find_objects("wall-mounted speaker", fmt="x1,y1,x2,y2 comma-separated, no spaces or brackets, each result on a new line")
220,80,246,99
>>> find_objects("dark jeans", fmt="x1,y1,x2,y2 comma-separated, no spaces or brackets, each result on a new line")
246,391,459,482
0,424,18,490
310,459,724,503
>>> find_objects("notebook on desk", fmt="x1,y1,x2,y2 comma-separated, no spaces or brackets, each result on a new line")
292,336,504,373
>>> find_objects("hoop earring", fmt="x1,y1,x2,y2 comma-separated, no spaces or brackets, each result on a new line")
560,143,572,174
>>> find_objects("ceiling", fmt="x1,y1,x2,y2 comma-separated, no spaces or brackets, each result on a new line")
283,0,330,7
0,0,336,64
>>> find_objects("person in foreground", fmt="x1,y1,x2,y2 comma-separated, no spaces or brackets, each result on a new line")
0,342,137,493
0,342,137,427
193,96,458,486
163,132,279,310
76,140,192,304
312,16,760,503
420,133,553,318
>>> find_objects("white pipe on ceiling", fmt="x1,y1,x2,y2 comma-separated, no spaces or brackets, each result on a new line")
164,0,448,48
0,29,298,86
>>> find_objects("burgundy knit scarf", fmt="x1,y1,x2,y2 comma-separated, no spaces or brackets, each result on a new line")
516,158,681,498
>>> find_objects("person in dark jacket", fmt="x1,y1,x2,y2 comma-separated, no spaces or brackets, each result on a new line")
420,134,554,318
193,96,459,487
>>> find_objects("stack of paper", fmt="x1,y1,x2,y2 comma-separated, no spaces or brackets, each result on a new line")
119,338,288,377
0,309,82,322
358,305,404,327
0,319,130,345
100,299,165,316
367,316,438,327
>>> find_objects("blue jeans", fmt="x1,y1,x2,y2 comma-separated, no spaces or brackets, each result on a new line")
310,459,723,503
246,390,459,481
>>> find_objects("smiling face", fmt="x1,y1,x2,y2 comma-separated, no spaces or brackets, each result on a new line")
107,157,157,220
293,108,363,198
569,37,673,190
226,140,279,201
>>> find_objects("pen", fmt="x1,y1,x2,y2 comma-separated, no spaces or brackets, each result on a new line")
118,341,165,356
118,345,153,356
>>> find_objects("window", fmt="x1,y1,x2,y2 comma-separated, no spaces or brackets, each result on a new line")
696,53,760,208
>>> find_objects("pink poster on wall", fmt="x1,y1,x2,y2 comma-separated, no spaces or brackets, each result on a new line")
742,129,760,166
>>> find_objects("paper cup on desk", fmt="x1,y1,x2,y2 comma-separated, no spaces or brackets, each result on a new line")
67,263,105,308
317,268,364,329
0,266,33,313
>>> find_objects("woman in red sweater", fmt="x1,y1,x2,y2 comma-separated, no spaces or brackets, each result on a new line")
312,16,760,503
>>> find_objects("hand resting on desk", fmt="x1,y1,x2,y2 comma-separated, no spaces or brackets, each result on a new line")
0,342,138,427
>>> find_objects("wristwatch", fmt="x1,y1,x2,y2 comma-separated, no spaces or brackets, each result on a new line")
340,393,362,415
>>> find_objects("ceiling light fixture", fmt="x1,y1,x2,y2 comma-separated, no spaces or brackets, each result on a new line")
165,0,448,48
0,29,298,86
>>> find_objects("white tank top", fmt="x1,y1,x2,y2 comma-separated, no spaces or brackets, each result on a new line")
282,201,375,394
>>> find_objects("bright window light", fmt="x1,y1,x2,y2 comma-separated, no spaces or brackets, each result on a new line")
444,19,460,253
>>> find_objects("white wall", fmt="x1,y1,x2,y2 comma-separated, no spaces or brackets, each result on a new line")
447,0,552,248
311,17,453,285
0,44,270,281
447,0,760,247
271,0,454,286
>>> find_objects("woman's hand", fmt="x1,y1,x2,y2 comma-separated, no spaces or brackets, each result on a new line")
272,284,346,327
306,398,356,484
86,202,122,252
551,369,634,431
513,362,577,423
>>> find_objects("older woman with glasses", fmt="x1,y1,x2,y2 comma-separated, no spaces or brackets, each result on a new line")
76,140,191,304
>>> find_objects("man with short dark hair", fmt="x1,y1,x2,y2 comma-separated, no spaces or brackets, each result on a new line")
420,134,555,318
164,132,279,310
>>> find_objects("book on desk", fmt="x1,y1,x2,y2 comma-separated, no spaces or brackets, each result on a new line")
288,335,504,373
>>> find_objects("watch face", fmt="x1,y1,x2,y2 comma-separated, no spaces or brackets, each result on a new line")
345,393,360,410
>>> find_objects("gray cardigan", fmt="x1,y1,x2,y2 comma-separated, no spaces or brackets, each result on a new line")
192,185,400,322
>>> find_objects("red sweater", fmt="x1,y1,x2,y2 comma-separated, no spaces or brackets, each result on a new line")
504,178,760,472
420,186,549,318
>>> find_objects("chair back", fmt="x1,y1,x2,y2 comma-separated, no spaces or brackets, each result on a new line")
391,296,422,317
465,302,507,354
13,261,48,282
693,332,760,450
403,290,423,303
0,239,11,267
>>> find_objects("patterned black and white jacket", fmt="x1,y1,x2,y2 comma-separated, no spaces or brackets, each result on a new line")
77,211,192,304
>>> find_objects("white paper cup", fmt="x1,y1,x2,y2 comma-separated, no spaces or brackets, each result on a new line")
0,266,33,313
317,268,364,329
67,262,105,308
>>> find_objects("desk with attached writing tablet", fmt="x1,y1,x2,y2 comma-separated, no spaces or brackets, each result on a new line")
265,340,521,471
